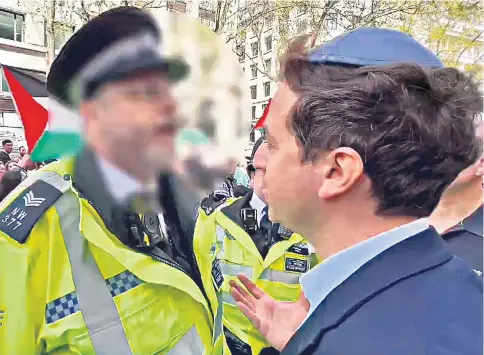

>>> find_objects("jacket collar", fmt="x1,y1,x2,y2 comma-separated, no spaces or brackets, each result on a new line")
462,204,483,237
443,204,483,238
282,227,453,355
221,189,253,228
73,148,132,243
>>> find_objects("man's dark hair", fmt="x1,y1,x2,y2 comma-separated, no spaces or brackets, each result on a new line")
0,170,25,201
2,140,12,146
280,36,483,218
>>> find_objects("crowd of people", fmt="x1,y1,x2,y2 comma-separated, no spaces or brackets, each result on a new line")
0,6,482,355
0,139,52,201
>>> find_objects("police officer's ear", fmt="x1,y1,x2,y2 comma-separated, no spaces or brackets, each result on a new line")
79,94,107,133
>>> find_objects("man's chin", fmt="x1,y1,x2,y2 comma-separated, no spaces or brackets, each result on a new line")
146,148,175,173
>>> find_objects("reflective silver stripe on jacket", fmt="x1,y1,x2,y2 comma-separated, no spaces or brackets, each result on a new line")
213,292,224,343
221,291,237,306
55,189,133,354
259,269,301,284
220,261,253,279
215,225,225,258
167,325,205,354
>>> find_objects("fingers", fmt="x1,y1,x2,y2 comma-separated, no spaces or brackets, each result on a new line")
236,301,261,329
230,281,256,313
296,291,310,311
237,274,265,299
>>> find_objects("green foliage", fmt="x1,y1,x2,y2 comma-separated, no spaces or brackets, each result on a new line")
395,0,483,70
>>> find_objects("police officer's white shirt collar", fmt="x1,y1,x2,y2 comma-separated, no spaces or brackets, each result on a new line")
250,191,267,226
97,156,168,235
97,156,144,203
299,218,429,328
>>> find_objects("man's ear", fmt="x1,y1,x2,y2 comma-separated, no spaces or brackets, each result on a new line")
475,156,483,177
318,147,364,199
79,100,99,124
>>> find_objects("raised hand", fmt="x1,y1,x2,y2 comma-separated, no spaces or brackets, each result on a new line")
229,274,310,351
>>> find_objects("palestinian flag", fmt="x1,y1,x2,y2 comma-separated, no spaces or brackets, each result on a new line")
251,98,271,132
1,65,83,162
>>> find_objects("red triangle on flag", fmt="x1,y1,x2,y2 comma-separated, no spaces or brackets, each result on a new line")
253,98,271,131
2,66,48,152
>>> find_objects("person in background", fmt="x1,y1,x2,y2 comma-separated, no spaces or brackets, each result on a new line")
0,169,27,201
430,117,483,273
5,160,18,172
19,146,27,158
229,28,482,355
234,163,250,187
0,139,13,164
0,162,5,184
0,156,30,201
193,137,320,355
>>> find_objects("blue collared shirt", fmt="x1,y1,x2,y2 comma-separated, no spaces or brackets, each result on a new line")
299,218,429,326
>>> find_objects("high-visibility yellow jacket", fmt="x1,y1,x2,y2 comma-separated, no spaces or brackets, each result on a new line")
193,193,321,355
0,158,214,355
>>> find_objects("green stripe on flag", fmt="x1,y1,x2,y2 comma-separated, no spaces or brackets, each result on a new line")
31,131,84,162
30,97,84,162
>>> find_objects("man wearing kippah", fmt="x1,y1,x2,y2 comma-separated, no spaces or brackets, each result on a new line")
229,28,483,355
0,7,215,355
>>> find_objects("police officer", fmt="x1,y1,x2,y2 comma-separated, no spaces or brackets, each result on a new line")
0,7,214,355
193,137,320,355
430,118,483,273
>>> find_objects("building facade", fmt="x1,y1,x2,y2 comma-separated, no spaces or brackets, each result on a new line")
0,0,51,151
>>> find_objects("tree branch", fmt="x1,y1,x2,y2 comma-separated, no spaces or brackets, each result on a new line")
455,29,484,65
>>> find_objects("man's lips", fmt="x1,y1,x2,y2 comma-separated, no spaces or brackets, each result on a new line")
155,123,177,136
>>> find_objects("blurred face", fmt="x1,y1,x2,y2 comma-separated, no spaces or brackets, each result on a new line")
262,83,323,232
81,69,178,181
3,142,13,154
0,163,5,172
251,142,269,203
19,147,26,156
6,161,17,171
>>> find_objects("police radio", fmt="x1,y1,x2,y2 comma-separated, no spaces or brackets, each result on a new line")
241,208,258,233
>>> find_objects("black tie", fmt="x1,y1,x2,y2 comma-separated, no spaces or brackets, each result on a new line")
260,206,272,234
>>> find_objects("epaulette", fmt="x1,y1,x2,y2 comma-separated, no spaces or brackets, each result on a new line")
200,192,228,216
0,171,71,244
277,225,294,238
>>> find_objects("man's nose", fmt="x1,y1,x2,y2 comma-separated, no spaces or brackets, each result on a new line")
159,93,177,117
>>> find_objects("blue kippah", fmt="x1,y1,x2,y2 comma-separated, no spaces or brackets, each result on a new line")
308,27,443,68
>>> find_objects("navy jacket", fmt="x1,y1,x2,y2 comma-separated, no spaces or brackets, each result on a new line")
442,205,483,273
281,228,483,355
